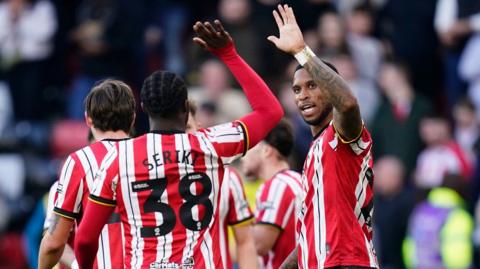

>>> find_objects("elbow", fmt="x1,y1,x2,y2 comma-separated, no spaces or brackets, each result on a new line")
254,240,271,257
336,97,359,115
270,101,284,123
41,237,65,255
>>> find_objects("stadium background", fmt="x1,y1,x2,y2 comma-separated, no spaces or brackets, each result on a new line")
0,0,479,268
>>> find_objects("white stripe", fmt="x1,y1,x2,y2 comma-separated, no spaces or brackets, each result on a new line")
98,228,112,269
92,148,117,197
263,181,287,223
280,202,295,229
312,140,326,268
228,171,250,220
83,147,99,189
74,179,83,213
76,150,94,190
364,234,377,268
55,156,75,209
200,231,214,269
353,153,372,227
119,140,144,268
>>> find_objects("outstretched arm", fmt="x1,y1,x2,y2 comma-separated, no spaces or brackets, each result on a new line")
193,20,284,148
268,5,362,141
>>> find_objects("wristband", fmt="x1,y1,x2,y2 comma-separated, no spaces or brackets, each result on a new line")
294,46,316,66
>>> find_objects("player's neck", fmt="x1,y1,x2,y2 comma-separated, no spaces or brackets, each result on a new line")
260,160,290,181
149,117,186,133
310,116,331,138
94,130,130,141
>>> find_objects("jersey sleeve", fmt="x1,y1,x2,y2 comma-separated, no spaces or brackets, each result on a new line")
225,168,253,225
89,147,119,207
255,180,296,230
332,123,373,156
198,121,248,164
43,181,58,230
53,155,85,220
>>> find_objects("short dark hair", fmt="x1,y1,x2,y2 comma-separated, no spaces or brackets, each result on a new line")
84,79,136,133
295,60,339,75
264,119,294,158
141,70,188,118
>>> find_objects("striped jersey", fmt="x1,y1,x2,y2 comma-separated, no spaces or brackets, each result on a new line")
218,166,253,269
255,170,303,269
297,123,378,269
53,140,126,269
90,121,248,269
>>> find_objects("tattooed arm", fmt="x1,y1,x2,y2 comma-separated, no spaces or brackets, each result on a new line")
268,4,362,141
38,214,75,269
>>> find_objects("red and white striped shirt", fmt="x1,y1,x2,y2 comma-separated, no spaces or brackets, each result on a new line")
90,121,248,269
255,170,303,269
53,140,126,269
219,166,253,269
297,123,378,269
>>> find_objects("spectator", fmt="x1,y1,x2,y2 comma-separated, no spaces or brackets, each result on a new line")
459,33,480,115
67,0,134,119
415,116,472,189
330,53,380,125
0,0,57,121
374,156,414,269
453,98,479,164
346,4,383,82
435,0,480,112
371,60,433,176
188,59,251,124
403,174,473,269
316,11,349,56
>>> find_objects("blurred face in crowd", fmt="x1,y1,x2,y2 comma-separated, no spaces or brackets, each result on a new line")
292,68,333,126
241,142,264,178
200,60,229,98
219,0,251,24
318,13,345,49
453,102,477,127
331,55,357,82
378,63,412,102
348,10,373,36
420,118,451,146
374,156,404,197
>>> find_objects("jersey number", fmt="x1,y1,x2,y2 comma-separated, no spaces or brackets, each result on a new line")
131,172,213,237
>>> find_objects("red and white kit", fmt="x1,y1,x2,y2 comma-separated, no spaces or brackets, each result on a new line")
297,123,378,269
218,166,253,269
54,140,125,269
90,123,248,269
255,170,303,269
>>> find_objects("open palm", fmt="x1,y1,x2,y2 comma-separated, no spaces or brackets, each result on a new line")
268,5,306,55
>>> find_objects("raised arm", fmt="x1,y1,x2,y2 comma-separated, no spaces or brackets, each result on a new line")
193,20,283,148
268,4,362,141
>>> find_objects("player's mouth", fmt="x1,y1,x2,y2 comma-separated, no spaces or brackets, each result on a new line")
299,103,316,117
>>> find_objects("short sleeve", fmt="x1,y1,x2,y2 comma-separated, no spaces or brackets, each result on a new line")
53,155,85,220
332,123,373,156
255,180,296,230
43,181,58,230
89,147,119,207
198,121,248,164
225,168,253,225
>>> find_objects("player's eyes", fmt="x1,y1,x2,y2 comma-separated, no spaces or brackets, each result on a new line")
292,88,300,94
308,83,316,89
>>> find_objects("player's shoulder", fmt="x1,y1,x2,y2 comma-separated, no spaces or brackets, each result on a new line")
271,170,302,189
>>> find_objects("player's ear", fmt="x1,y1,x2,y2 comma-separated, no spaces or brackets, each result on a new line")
262,143,273,158
85,112,93,128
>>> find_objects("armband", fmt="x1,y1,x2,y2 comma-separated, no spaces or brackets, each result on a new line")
294,46,316,66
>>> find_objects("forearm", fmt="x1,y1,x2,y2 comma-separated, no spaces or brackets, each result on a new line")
38,234,65,269
279,248,298,269
303,53,362,140
212,44,283,147
236,236,258,269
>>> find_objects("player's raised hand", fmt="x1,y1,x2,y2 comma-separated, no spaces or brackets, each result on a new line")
268,4,305,55
193,20,233,50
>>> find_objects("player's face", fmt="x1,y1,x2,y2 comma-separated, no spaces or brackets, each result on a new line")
292,68,333,126
241,143,262,178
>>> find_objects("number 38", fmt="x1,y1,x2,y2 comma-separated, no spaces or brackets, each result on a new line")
131,172,214,238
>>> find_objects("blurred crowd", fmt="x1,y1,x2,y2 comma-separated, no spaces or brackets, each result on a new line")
1,0,480,268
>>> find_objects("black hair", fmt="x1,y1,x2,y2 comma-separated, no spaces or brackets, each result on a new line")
295,60,339,75
141,70,188,118
264,119,294,158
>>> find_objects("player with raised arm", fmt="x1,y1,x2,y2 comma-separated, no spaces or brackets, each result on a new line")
74,19,283,269
241,119,302,269
38,80,136,269
268,5,378,269
187,102,258,269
